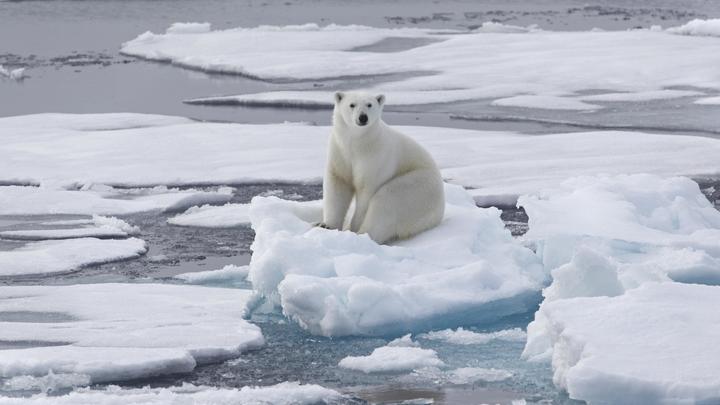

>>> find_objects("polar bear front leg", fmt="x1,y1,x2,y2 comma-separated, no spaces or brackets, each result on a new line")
322,171,353,230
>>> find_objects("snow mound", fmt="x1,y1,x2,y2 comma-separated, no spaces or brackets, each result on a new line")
0,382,343,404
168,203,250,228
0,215,138,241
419,327,526,345
248,184,545,337
0,238,147,277
525,282,720,405
339,335,443,373
175,264,249,285
668,18,720,37
123,23,720,107
0,284,263,385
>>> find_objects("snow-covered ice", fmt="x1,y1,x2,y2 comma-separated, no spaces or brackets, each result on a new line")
124,22,720,107
2,113,719,207
0,215,138,241
0,65,25,81
667,18,720,37
339,335,444,373
248,183,545,336
175,264,249,285
0,382,342,404
0,185,233,216
695,96,720,105
419,327,526,345
578,89,704,102
0,238,147,277
524,282,720,405
168,203,250,228
0,283,263,385
491,95,600,111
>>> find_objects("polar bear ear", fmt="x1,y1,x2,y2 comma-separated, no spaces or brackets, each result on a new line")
376,94,386,106
334,92,345,104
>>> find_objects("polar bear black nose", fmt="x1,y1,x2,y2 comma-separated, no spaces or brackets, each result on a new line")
358,114,368,125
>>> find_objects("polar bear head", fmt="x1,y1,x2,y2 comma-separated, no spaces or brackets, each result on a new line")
333,91,386,129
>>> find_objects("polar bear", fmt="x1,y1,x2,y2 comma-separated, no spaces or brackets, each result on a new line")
319,91,445,244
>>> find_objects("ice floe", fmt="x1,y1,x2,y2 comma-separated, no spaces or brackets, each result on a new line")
0,215,138,241
339,335,443,373
168,203,250,228
0,382,343,404
419,327,526,345
518,174,720,403
525,282,720,404
0,185,233,216
0,283,263,385
491,95,601,111
248,183,545,336
175,264,249,285
124,22,720,107
667,18,720,37
0,238,147,277
2,113,719,207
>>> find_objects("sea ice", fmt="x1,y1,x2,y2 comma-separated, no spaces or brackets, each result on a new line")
175,264,249,285
578,89,704,102
0,382,343,404
339,335,443,373
695,96,720,105
124,22,720,107
667,18,720,37
0,283,263,385
491,95,600,111
0,215,138,241
419,327,526,345
525,282,720,405
0,238,147,277
248,183,545,336
168,203,250,228
5,113,718,207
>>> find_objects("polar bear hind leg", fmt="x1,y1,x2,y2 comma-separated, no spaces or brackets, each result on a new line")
359,169,444,244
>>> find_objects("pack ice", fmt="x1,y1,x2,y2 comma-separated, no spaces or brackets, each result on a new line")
519,174,720,404
121,21,720,108
248,183,545,337
0,284,263,387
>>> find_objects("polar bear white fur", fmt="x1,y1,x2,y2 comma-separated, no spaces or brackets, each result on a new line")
320,91,445,244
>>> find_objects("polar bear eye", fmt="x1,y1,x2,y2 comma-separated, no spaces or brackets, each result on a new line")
367,103,372,108
349,103,355,108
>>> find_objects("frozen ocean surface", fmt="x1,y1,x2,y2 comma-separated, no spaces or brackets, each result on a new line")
2,1,720,404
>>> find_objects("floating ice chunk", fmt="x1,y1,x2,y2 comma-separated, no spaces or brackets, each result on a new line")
175,264,249,285
419,327,526,345
0,215,139,241
249,184,545,336
166,22,212,34
448,367,513,384
123,23,720,106
0,382,343,404
491,95,601,111
0,186,233,216
695,96,720,105
0,65,25,81
339,337,443,373
579,89,704,102
0,284,263,385
667,18,720,37
168,203,250,228
525,282,720,405
0,238,147,277
2,370,91,393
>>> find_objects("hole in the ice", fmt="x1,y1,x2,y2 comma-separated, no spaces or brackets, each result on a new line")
348,37,443,53
0,341,73,350
0,311,78,323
